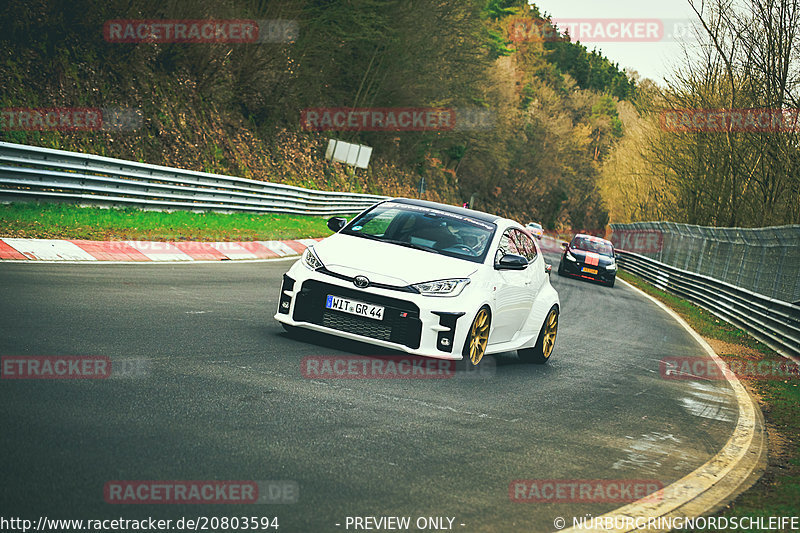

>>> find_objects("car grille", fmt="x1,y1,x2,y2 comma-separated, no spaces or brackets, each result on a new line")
322,312,392,341
293,279,422,349
564,259,611,279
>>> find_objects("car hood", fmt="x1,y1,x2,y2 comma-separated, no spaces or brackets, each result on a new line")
569,248,615,267
312,233,479,286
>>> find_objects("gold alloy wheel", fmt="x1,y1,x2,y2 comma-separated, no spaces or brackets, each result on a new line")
468,308,490,365
541,309,558,359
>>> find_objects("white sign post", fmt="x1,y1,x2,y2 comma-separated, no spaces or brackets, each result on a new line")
325,139,372,169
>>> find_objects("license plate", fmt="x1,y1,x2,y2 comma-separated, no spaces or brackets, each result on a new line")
581,267,598,275
325,295,384,321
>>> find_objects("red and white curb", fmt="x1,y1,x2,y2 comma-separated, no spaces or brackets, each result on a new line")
0,238,323,262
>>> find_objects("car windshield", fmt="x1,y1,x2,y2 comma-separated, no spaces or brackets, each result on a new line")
528,223,542,229
341,202,496,263
571,236,614,256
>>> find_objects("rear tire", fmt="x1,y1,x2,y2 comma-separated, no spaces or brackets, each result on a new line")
607,276,615,288
518,306,559,364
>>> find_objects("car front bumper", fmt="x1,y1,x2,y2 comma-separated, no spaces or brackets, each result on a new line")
560,258,616,283
274,265,484,360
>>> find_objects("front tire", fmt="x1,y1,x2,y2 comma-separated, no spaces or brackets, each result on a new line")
518,306,559,364
462,306,491,366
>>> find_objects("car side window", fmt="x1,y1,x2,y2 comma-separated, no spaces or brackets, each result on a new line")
511,229,537,263
360,208,399,235
496,229,518,265
498,229,519,255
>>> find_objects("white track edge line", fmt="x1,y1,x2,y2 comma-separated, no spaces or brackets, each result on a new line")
557,277,762,533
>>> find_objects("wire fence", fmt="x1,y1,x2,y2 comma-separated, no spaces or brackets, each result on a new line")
615,250,800,360
610,221,800,305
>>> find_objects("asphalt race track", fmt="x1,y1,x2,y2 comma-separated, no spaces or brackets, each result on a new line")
0,250,740,532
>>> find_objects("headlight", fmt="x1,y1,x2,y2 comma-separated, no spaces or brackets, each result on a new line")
565,251,576,262
302,246,324,271
606,261,617,270
411,278,470,297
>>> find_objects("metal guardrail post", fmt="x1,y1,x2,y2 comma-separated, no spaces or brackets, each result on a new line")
696,238,707,275
736,237,748,288
753,246,768,293
720,228,735,283
795,266,800,305
773,240,788,301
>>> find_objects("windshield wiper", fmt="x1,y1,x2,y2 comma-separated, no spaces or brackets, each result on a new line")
382,239,442,254
347,232,441,254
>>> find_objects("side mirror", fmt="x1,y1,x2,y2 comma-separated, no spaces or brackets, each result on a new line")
327,217,347,232
495,253,528,270
545,264,552,275
561,242,568,249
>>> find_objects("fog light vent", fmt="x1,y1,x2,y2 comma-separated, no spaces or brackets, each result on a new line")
432,311,465,353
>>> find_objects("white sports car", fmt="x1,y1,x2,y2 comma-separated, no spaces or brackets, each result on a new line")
274,199,560,365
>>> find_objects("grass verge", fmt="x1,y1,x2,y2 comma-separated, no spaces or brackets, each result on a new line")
0,202,336,241
617,270,799,531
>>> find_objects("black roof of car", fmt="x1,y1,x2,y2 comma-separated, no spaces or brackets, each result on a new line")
573,233,614,246
387,198,501,224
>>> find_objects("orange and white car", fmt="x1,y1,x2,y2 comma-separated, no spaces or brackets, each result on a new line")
557,233,617,287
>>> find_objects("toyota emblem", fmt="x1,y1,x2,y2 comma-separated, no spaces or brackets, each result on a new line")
354,275,370,288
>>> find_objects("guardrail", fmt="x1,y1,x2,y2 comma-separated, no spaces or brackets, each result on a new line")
0,142,388,216
616,249,800,361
